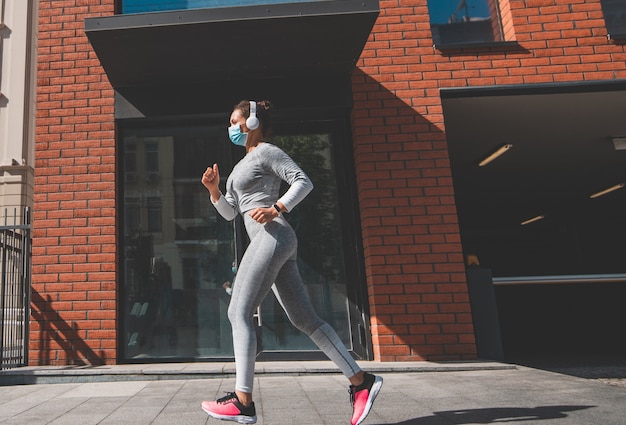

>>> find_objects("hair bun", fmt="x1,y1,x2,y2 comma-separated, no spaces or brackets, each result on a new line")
257,100,272,111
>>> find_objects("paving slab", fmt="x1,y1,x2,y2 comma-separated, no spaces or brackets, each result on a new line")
0,362,624,424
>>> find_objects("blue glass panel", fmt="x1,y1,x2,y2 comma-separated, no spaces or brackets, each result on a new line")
427,0,502,46
122,0,317,14
427,0,491,25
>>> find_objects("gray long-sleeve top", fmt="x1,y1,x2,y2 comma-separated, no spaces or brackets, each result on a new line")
211,143,314,221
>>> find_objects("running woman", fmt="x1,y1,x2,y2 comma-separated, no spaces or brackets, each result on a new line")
200,100,382,425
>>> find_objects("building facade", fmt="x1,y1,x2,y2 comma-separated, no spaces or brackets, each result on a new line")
0,0,37,220
31,0,626,366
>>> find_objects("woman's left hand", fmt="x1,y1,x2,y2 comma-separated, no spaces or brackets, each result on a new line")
249,207,279,224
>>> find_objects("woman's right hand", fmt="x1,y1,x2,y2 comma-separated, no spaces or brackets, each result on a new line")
202,164,221,200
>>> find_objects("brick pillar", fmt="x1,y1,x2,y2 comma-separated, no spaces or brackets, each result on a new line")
496,0,516,42
32,0,117,365
352,0,477,361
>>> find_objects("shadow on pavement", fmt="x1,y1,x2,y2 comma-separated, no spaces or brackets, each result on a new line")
375,405,595,425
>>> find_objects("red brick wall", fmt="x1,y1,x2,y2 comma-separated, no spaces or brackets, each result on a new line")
352,0,626,361
32,0,116,365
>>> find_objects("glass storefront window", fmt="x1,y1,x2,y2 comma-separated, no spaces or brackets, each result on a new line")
121,120,355,360
259,134,351,351
121,0,317,14
122,124,237,359
427,0,504,46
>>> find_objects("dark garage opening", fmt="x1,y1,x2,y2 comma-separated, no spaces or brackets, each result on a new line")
442,82,626,366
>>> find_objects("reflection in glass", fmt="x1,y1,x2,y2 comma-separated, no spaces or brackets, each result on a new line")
260,134,351,351
121,0,316,14
123,125,237,359
427,0,503,46
122,124,353,360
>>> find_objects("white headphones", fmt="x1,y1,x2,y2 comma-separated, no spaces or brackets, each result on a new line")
246,101,259,130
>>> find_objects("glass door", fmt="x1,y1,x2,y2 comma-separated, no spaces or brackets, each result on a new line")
255,132,353,354
122,123,238,359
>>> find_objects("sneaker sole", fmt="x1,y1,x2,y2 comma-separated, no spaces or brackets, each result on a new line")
202,406,257,424
354,375,383,425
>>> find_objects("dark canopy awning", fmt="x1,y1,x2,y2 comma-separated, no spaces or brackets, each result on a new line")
84,0,379,89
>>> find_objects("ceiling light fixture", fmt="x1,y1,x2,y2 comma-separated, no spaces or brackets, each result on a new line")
479,144,513,167
521,215,545,226
612,137,626,151
589,183,625,199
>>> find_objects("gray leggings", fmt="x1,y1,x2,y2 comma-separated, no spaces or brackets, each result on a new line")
229,214,361,393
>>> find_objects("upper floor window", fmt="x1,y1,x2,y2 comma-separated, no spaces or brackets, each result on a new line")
427,0,504,47
121,0,314,14
601,0,626,39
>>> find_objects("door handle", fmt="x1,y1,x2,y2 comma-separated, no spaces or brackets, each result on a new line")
253,306,262,326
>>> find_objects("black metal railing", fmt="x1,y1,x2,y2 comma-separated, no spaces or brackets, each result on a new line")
0,208,31,370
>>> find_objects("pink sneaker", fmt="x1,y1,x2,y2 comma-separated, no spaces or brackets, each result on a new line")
201,392,257,424
349,372,383,425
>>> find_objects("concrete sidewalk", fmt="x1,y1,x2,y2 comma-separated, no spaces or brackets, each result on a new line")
1,361,625,424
